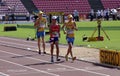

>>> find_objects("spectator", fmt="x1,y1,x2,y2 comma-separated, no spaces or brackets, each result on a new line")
73,10,79,21
96,10,101,19
26,12,30,21
5,14,9,24
103,9,107,20
89,9,94,21
11,13,15,24
100,10,104,19
117,9,120,20
111,9,117,20
0,15,3,23
105,8,110,21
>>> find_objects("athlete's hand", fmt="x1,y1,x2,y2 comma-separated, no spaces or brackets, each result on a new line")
75,28,78,31
45,26,48,29
64,31,67,34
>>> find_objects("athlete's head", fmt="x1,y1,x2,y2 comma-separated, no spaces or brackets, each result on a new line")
68,14,73,21
52,16,57,24
38,11,43,17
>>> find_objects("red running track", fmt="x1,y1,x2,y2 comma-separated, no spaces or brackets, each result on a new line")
0,37,120,76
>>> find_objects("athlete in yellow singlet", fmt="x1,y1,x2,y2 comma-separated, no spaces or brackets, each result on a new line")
34,11,47,54
62,14,78,62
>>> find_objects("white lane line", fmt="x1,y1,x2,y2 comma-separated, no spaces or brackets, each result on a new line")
57,64,110,76
0,40,35,48
0,51,59,76
8,71,41,76
0,37,36,44
0,37,66,47
0,40,49,51
0,72,9,76
0,50,110,76
0,59,59,76
47,68,78,72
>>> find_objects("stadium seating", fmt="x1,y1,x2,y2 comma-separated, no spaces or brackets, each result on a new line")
32,0,91,15
101,0,120,9
0,0,28,15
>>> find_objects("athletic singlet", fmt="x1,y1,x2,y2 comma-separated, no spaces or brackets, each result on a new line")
37,17,46,32
65,21,75,38
50,25,60,38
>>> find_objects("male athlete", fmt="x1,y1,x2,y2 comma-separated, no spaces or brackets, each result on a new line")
49,16,61,62
34,11,47,54
62,14,78,62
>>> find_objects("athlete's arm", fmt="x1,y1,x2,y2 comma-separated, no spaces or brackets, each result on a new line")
58,25,61,38
62,23,66,34
34,18,39,28
73,22,78,31
49,25,52,34
44,18,48,28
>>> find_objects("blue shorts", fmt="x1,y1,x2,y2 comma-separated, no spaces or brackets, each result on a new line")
37,31,45,38
66,37,74,44
50,37,59,43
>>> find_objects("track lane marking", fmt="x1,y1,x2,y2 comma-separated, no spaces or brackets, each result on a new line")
0,49,110,76
0,72,9,76
0,58,59,76
0,50,59,76
0,37,66,47
0,40,35,48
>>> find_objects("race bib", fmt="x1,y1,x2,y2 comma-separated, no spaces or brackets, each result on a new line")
52,32,59,37
67,30,74,34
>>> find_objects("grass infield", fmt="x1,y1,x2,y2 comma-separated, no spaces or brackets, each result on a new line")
0,21,120,50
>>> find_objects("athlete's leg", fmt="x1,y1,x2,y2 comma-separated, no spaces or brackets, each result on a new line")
66,37,76,62
68,43,76,62
65,37,70,61
50,42,54,62
65,43,71,61
37,32,41,54
42,36,46,54
55,41,60,61
38,38,41,54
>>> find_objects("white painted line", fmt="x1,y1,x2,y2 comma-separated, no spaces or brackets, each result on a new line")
47,68,77,72
0,40,35,48
0,50,59,76
84,66,107,70
0,37,35,43
0,58,59,76
7,69,27,73
57,64,110,76
0,72,9,76
0,49,110,76
8,71,40,76
0,37,66,47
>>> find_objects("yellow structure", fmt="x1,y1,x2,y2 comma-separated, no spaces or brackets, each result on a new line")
100,49,120,66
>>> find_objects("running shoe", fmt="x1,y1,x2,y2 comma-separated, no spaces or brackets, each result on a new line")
39,50,41,54
65,55,68,61
43,51,46,54
56,58,61,61
51,57,54,63
71,57,76,63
